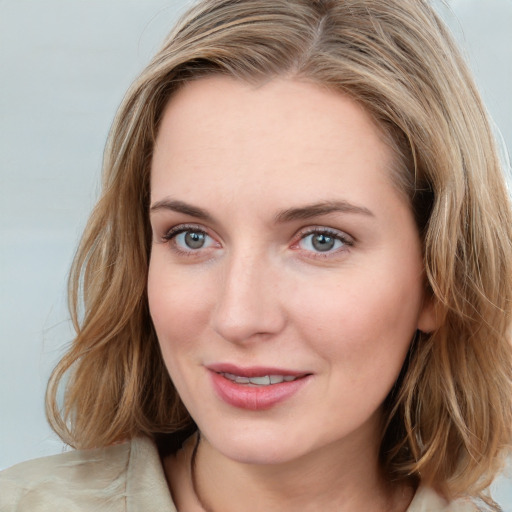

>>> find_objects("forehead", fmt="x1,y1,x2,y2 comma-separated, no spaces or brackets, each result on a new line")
150,76,398,210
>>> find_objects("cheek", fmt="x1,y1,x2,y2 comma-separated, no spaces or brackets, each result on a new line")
290,261,423,374
147,256,212,358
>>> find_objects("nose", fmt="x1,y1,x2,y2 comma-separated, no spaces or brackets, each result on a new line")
212,249,287,344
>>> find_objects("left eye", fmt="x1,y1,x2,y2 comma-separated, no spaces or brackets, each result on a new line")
298,231,348,253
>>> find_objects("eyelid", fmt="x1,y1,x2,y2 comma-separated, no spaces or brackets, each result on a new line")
162,223,211,241
295,225,354,241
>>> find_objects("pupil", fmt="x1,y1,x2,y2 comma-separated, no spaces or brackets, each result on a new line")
312,234,334,252
185,231,205,249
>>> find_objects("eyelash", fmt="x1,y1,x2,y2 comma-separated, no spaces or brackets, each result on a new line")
161,224,215,257
292,227,354,258
161,224,353,258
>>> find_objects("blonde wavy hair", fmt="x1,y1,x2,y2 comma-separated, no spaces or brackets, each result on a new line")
47,0,512,508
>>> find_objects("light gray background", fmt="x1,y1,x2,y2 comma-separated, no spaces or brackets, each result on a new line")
1,0,511,507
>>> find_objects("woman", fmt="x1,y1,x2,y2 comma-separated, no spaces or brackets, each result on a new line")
1,0,511,510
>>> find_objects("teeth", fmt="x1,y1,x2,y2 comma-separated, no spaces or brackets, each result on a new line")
221,373,299,386
224,372,250,384
249,375,271,385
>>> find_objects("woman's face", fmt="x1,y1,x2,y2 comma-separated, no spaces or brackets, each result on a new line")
148,76,435,465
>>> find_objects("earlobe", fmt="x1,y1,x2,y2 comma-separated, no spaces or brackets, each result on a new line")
417,294,443,333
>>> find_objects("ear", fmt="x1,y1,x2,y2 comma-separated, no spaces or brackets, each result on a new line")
417,292,443,333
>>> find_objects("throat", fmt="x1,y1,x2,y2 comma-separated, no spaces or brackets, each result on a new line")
179,432,414,512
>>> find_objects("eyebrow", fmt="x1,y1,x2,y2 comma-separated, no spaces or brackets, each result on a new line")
274,200,374,223
149,198,374,223
150,199,213,221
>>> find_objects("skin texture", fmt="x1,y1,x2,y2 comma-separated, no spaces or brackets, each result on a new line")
148,76,437,512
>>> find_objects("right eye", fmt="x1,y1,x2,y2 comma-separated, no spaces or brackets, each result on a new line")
175,230,209,250
163,225,219,255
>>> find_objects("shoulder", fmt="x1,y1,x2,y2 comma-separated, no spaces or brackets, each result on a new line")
0,441,131,511
0,437,176,512
408,486,480,512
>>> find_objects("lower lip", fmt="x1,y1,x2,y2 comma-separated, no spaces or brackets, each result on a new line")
210,372,310,410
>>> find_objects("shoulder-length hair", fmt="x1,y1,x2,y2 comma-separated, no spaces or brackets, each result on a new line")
47,0,512,508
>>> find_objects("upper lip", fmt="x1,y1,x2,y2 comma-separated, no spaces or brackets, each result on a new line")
207,363,310,378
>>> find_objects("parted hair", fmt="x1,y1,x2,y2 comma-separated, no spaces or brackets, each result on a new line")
46,0,512,509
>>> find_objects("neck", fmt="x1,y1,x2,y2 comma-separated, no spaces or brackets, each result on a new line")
177,429,413,512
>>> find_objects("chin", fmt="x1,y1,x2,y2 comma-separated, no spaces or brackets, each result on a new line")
199,422,318,466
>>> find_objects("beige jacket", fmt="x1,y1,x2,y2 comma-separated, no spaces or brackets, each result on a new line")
0,437,477,511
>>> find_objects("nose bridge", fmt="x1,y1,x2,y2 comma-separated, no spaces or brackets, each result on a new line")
212,243,285,343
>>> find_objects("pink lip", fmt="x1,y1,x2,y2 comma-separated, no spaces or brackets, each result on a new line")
207,364,311,411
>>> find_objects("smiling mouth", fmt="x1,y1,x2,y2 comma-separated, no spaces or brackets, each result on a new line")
219,372,302,386
210,367,311,409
